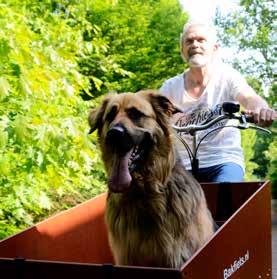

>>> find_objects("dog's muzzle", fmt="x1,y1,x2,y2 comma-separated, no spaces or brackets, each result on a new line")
105,123,153,193
105,124,134,155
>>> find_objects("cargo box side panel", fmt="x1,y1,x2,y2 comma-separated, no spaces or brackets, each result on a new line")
182,181,272,279
0,193,114,264
201,182,263,223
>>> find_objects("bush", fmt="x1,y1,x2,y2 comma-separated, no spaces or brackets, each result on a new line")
0,1,106,239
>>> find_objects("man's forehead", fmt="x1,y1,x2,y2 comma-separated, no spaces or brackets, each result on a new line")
182,23,218,44
184,25,209,38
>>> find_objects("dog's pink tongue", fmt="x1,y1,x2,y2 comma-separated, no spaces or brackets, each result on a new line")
108,152,132,193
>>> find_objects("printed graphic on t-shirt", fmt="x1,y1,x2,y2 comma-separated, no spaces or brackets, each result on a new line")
174,104,227,141
159,64,245,169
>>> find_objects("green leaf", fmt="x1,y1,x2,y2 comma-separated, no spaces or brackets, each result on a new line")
0,39,11,60
0,77,10,99
38,192,52,210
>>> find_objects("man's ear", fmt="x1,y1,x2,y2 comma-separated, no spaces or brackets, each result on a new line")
88,97,110,134
150,93,183,117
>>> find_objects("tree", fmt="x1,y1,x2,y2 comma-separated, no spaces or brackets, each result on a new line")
80,0,187,96
0,0,107,238
215,0,275,85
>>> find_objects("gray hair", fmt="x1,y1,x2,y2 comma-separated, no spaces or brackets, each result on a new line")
180,21,218,60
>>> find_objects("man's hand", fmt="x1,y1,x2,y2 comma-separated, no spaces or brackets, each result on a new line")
236,88,277,127
245,107,277,127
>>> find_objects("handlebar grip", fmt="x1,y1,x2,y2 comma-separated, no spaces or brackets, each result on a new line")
242,114,255,123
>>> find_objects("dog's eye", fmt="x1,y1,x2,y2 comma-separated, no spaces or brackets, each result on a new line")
106,106,118,122
127,108,144,121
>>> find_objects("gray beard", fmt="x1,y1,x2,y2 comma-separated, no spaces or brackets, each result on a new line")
188,54,208,68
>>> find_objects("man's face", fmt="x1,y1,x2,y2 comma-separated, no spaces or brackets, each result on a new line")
181,25,218,68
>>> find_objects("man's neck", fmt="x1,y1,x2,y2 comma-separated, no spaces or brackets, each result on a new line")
184,63,215,99
187,64,213,86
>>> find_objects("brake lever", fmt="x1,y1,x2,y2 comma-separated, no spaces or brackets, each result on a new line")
237,114,249,129
237,123,271,134
237,123,250,130
247,124,272,135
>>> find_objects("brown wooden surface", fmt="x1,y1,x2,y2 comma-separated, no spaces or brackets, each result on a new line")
272,199,277,279
0,182,272,279
181,181,272,278
0,193,114,264
201,181,263,222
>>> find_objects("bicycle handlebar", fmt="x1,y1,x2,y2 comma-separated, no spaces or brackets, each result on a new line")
171,102,272,176
172,102,271,135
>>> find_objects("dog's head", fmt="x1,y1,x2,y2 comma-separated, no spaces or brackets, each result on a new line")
88,90,181,193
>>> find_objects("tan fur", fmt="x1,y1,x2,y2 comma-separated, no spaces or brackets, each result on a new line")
88,90,214,268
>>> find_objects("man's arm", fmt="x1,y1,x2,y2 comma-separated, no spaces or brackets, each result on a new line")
236,85,276,127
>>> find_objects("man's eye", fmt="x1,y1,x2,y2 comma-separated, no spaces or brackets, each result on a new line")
127,108,144,121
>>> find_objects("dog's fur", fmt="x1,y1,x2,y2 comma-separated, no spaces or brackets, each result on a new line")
88,90,214,268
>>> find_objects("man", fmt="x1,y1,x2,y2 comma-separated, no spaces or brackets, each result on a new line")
159,21,276,183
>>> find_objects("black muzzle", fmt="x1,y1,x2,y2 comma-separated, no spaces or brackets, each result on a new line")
105,124,134,154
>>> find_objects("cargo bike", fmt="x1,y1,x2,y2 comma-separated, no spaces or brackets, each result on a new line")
0,103,273,278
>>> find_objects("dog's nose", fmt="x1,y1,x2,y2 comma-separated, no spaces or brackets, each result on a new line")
106,124,133,154
108,124,125,136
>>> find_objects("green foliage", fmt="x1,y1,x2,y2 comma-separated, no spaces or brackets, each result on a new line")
81,0,187,95
215,0,275,85
241,130,258,181
266,138,277,198
0,1,107,239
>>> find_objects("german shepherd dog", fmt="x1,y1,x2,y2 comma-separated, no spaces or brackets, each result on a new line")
88,90,214,268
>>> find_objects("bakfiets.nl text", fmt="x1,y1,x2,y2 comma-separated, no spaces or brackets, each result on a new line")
223,250,250,279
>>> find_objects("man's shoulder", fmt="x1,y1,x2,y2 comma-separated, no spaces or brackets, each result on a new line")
160,72,185,98
163,72,184,85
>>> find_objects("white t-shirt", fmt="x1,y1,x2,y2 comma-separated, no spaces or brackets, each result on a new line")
159,63,248,170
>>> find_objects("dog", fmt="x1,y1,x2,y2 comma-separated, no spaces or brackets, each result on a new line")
88,90,214,268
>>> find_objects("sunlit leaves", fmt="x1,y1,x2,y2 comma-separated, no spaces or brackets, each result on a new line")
0,1,106,239
0,77,10,99
81,0,187,95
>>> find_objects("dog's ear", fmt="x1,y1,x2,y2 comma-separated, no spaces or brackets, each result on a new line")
88,97,110,134
150,94,183,117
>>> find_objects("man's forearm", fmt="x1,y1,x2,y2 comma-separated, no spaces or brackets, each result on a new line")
236,88,269,111
244,95,268,111
236,88,276,127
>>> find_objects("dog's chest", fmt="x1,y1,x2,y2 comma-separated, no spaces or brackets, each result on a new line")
106,195,166,235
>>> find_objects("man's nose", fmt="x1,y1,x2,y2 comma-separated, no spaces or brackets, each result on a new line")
191,39,200,47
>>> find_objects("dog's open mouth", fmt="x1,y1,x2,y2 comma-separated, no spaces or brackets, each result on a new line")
108,136,151,193
128,144,146,171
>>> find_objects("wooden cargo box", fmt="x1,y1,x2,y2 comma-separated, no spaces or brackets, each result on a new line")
0,182,272,278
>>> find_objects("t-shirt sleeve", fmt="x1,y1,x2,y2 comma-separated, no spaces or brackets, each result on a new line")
227,67,249,100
